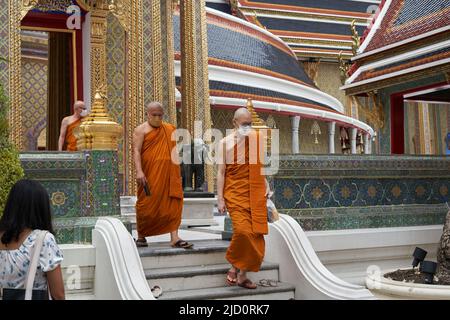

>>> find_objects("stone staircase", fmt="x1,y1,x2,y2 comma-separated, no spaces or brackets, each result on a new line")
120,196,137,229
138,239,295,300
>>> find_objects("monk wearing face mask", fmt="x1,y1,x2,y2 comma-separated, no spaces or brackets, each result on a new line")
58,101,88,151
133,102,193,249
216,107,271,289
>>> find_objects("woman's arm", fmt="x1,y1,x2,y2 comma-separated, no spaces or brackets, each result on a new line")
46,265,65,300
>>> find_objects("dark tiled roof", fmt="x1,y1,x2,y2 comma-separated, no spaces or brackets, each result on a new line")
176,77,336,112
205,2,232,14
237,0,380,60
242,0,377,13
363,0,450,52
257,16,367,36
354,46,450,82
173,15,316,86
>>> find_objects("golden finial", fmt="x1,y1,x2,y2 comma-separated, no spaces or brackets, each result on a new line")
74,86,123,150
245,98,271,151
351,20,360,56
338,51,350,85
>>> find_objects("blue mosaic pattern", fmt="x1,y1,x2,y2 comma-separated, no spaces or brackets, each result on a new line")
40,180,81,217
369,47,450,73
88,151,120,217
246,0,378,13
271,155,450,231
175,77,334,111
20,151,123,243
257,16,367,37
275,178,450,210
206,2,231,14
393,0,450,26
173,15,315,86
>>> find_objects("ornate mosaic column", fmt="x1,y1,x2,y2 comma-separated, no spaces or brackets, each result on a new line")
180,0,212,191
90,5,109,102
7,0,27,150
126,0,145,195
0,1,10,92
142,0,176,125
160,0,177,125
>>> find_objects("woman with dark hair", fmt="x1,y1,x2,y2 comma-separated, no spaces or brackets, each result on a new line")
0,179,65,300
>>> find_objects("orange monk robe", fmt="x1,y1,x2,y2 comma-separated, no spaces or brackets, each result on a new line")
224,133,268,272
64,118,81,151
135,122,184,238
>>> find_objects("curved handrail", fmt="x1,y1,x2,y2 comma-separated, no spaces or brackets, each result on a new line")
93,217,155,300
266,214,376,300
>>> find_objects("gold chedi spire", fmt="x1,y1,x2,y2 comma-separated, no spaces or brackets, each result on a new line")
74,88,123,150
245,98,271,152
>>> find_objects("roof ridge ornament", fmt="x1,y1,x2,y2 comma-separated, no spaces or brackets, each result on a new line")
351,20,361,56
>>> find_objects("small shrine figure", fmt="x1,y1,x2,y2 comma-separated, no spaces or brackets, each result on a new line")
340,127,350,154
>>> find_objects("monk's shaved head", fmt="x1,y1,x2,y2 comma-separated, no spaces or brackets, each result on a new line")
233,107,251,120
146,101,164,112
74,100,85,109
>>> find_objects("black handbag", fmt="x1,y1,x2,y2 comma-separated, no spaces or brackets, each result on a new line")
1,231,50,300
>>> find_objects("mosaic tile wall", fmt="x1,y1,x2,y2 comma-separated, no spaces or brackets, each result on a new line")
315,61,346,109
106,13,126,173
21,58,47,150
20,150,126,244
272,155,450,230
143,0,154,116
0,1,8,93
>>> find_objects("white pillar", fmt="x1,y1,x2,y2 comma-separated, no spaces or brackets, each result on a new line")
364,133,370,154
351,128,358,154
328,122,336,154
291,116,300,154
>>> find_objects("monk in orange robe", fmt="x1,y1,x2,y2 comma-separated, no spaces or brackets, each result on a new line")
217,108,271,289
58,101,87,151
133,102,193,249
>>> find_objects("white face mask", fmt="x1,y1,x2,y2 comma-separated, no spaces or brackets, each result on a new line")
80,110,89,117
237,125,251,136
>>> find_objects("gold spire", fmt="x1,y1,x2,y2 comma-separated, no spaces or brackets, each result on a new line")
74,87,123,150
246,98,266,129
246,98,271,151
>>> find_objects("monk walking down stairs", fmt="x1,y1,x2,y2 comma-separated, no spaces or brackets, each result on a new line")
133,102,193,249
216,108,271,289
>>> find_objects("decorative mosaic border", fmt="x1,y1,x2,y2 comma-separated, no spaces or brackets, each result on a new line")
20,151,123,243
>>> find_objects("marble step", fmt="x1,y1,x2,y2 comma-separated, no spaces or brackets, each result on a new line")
145,262,279,291
158,282,295,300
139,240,229,269
66,289,96,300
120,196,137,206
120,205,136,215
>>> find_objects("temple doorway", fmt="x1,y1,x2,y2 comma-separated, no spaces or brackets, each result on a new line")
20,9,83,151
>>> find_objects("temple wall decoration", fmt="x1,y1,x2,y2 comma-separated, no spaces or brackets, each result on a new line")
160,0,176,124
272,155,450,231
21,57,47,150
0,1,8,93
106,13,126,173
315,62,348,113
299,118,328,154
142,0,176,124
